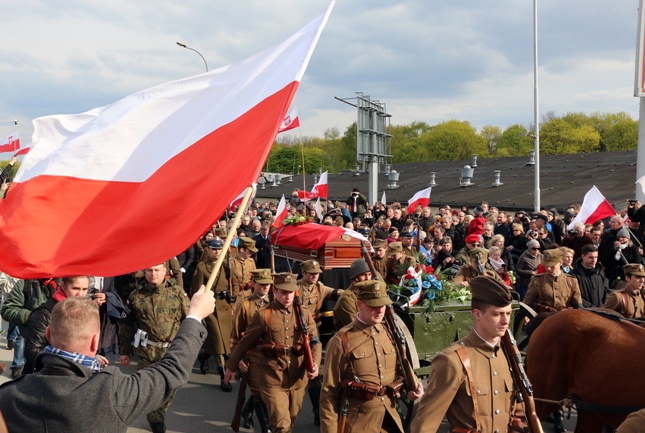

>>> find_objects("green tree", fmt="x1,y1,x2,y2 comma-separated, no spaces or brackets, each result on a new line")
540,118,600,154
479,125,502,153
495,124,534,157
418,120,488,161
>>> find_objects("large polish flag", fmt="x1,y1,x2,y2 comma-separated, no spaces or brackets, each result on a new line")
278,107,300,133
567,186,616,230
0,2,334,279
311,170,328,199
407,187,432,214
0,133,20,153
272,195,287,229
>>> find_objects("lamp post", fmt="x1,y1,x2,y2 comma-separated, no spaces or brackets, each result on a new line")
533,0,541,212
176,41,209,72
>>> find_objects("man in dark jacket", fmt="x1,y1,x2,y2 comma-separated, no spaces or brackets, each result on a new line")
0,288,213,433
571,244,610,308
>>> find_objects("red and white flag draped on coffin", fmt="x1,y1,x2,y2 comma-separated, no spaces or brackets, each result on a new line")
0,2,334,278
567,186,616,230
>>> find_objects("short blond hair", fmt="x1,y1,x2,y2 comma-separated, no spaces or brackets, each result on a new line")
49,297,99,351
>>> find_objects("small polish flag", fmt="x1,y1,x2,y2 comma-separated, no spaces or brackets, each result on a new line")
407,187,432,215
298,190,318,201
272,195,288,229
0,133,20,153
311,171,328,199
567,186,616,230
278,107,300,133
14,147,30,157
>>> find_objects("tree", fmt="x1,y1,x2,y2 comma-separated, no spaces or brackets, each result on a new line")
540,118,600,155
495,124,534,157
479,125,502,153
418,120,488,161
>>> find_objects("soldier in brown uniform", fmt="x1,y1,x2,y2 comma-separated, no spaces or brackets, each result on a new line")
321,280,424,433
333,259,373,331
524,248,583,313
231,269,274,433
191,238,235,391
411,276,527,433
296,260,343,425
371,239,388,279
385,242,417,285
119,262,190,433
453,248,504,286
400,230,417,258
224,274,322,433
604,263,645,318
231,237,258,301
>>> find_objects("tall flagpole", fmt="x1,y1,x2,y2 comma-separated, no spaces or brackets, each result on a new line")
533,0,541,212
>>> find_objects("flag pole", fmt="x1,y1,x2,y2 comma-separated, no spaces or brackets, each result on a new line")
204,186,253,293
300,132,306,192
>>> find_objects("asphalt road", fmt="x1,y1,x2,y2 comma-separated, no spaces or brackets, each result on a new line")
0,320,577,433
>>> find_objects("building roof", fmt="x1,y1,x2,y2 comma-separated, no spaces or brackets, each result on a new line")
256,150,637,212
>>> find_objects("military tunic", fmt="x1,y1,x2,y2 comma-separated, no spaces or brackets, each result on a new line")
333,282,357,331
226,299,322,433
402,245,417,259
320,320,404,433
372,256,387,280
411,329,520,433
385,256,417,285
231,256,256,300
296,279,336,322
192,258,233,355
119,279,190,425
453,266,503,285
524,273,583,311
231,292,271,396
604,288,645,319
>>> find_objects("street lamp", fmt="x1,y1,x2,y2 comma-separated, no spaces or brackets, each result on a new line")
176,41,208,72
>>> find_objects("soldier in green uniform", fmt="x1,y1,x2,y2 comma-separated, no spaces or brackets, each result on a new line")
333,259,372,331
296,260,342,425
232,237,258,301
119,262,190,433
224,273,322,433
371,239,388,279
321,279,424,433
231,269,274,433
385,242,417,285
453,248,503,286
454,234,482,267
191,238,235,390
400,231,417,258
604,263,645,318
411,276,527,433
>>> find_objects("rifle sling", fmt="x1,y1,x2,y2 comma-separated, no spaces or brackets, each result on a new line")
456,346,482,433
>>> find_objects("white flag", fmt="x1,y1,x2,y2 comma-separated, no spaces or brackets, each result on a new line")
381,190,386,205
314,197,323,222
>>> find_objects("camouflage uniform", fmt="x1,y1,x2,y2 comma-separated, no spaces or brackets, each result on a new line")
119,279,189,425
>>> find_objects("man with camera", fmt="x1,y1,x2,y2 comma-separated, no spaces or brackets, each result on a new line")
561,221,593,261
191,238,235,390
346,188,368,219
119,262,190,433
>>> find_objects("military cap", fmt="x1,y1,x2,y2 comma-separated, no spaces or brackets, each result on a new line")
468,247,488,260
301,260,323,274
400,230,415,239
387,242,403,256
238,236,258,253
541,249,563,266
624,263,645,277
355,279,392,307
470,276,512,307
215,227,228,238
251,269,274,284
465,234,481,244
372,239,388,249
206,239,223,249
349,258,370,280
273,273,298,292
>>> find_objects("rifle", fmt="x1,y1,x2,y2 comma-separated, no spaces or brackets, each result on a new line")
231,371,248,432
500,329,544,433
361,241,417,390
284,251,293,274
475,253,486,274
270,243,276,274
294,292,315,373
337,399,349,433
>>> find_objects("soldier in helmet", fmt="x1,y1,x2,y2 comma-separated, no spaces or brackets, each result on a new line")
119,262,190,433
604,263,645,319
191,238,235,391
333,258,373,331
321,279,425,433
224,273,321,433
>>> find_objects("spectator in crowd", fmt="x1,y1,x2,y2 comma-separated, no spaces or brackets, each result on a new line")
482,222,494,246
494,211,511,240
253,222,272,269
433,236,456,269
561,222,593,261
549,208,566,244
372,218,388,240
420,236,435,266
589,227,602,248
536,226,558,251
488,234,514,270
515,239,542,300
387,227,400,244
572,244,609,308
346,188,368,219
467,206,486,236
605,227,643,283
559,247,575,275
599,215,625,266
488,246,512,287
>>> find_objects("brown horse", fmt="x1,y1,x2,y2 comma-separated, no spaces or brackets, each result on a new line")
527,309,645,433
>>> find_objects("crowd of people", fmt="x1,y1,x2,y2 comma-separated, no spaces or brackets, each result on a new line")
0,184,644,433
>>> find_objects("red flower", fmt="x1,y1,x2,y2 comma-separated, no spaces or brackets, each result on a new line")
425,265,434,274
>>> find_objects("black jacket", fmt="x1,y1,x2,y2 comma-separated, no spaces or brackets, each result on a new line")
571,258,610,308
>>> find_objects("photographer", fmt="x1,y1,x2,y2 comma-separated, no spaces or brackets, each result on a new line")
346,187,368,219
561,222,593,261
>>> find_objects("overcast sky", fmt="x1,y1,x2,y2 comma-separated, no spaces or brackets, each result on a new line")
0,0,641,145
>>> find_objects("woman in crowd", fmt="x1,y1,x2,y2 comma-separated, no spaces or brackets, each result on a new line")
560,246,575,274
488,246,512,287
515,239,542,300
488,234,514,270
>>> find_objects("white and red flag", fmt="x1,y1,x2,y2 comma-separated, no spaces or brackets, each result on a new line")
311,170,328,199
314,196,323,222
0,3,334,278
229,185,256,212
272,195,288,229
567,186,616,230
298,190,318,201
381,190,386,205
407,187,432,214
278,107,300,133
14,147,30,157
0,133,20,153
